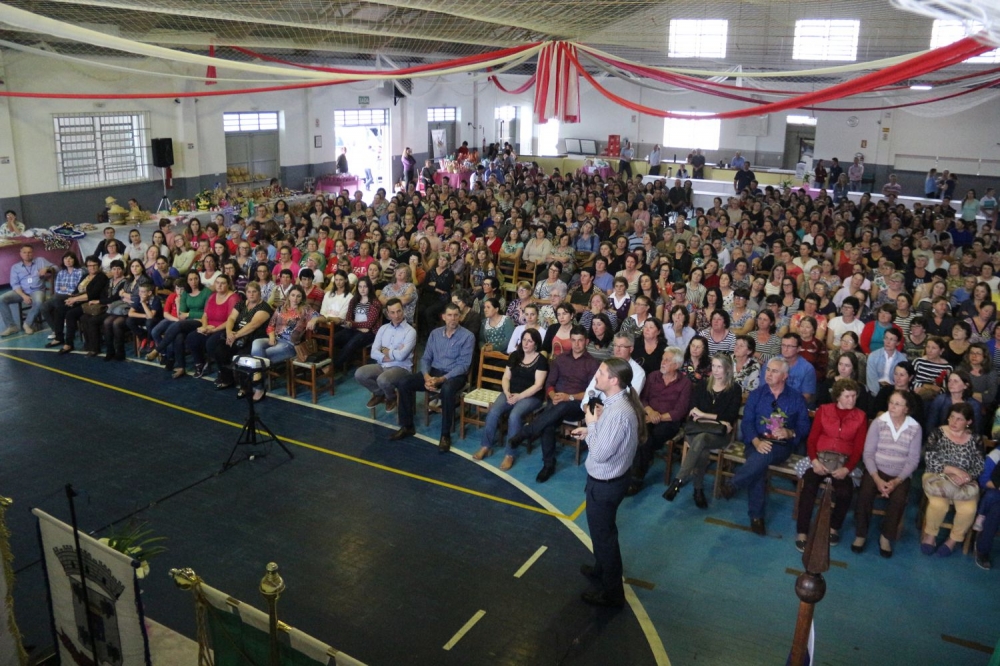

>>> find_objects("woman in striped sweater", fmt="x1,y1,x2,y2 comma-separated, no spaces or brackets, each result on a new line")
852,390,923,558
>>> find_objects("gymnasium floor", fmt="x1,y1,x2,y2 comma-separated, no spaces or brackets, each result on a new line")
1,329,998,665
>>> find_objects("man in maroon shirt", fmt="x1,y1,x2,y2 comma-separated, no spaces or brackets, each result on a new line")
629,347,692,495
508,326,600,482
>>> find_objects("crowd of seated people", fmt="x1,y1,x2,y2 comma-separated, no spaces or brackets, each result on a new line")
19,159,1000,570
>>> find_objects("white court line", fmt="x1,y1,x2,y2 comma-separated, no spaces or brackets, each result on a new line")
442,610,486,651
513,545,548,578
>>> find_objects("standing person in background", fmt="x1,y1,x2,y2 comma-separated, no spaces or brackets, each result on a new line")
648,144,662,176
619,140,634,179
690,149,706,179
924,169,939,198
814,160,828,188
401,147,416,186
571,357,645,608
828,157,843,187
336,147,349,175
848,156,865,191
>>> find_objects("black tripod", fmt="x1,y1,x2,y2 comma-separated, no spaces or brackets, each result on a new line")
156,167,172,214
223,370,293,469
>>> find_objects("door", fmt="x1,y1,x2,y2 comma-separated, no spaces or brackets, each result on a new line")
782,126,816,171
225,131,279,184
428,122,455,159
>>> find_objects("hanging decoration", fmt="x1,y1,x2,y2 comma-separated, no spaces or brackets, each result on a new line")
533,42,580,124
205,45,217,86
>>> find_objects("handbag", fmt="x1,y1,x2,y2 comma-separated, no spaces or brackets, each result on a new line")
684,419,728,437
922,471,980,502
294,337,319,362
816,451,848,473
81,302,107,316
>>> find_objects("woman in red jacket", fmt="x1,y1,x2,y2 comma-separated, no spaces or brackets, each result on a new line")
794,378,868,552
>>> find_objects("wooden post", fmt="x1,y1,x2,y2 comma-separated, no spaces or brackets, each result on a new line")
790,478,833,666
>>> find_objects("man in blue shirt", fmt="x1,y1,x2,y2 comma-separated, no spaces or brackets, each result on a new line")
355,298,416,413
721,358,810,535
390,302,474,452
2,244,53,336
780,333,817,406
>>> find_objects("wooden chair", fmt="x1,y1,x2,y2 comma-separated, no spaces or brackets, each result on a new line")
459,347,509,439
556,419,587,466
312,321,337,359
713,441,804,500
661,429,732,485
289,333,335,403
497,258,520,297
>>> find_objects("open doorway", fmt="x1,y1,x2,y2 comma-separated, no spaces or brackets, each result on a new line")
334,108,391,194
783,115,817,171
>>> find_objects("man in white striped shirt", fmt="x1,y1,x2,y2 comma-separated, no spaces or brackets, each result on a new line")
572,357,645,608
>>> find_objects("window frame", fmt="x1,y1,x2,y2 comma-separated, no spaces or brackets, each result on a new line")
223,112,279,133
663,112,721,151
334,108,388,127
792,19,860,62
53,111,152,191
427,107,458,122
668,19,729,59
930,19,1000,64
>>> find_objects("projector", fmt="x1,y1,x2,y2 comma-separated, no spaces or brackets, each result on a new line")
233,355,271,370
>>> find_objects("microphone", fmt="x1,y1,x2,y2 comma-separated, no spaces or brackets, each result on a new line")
588,390,603,415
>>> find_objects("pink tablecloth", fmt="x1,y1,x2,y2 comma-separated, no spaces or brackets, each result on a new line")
433,171,472,189
0,237,79,287
316,175,360,195
581,165,614,180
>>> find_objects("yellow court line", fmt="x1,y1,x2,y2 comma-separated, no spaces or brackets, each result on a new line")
0,351,569,519
442,610,486,651
568,500,587,521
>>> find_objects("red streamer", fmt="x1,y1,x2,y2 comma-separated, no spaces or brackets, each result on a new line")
490,71,536,94
205,44,217,86
568,36,992,120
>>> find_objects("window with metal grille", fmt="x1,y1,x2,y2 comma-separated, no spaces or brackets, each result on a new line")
427,107,457,122
223,112,279,132
334,109,388,127
53,112,152,190
793,19,860,61
930,20,1000,64
669,19,728,59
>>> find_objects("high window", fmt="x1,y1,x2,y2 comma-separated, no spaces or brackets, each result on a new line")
668,19,728,59
930,20,1000,64
53,112,151,190
427,107,458,122
223,112,279,132
793,19,860,61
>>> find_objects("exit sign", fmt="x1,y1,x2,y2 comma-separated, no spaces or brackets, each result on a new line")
358,96,370,105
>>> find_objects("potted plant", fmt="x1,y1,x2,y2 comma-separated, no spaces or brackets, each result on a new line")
99,520,167,579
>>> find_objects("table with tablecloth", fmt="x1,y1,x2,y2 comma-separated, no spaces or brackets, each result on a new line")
580,165,615,180
0,237,79,287
315,175,360,195
433,171,472,189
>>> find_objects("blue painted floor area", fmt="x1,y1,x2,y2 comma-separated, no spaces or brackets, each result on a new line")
3,330,1000,665
0,345,655,666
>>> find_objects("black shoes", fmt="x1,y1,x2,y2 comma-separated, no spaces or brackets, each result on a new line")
580,590,625,608
536,466,555,483
976,550,991,570
507,432,527,449
625,481,641,497
719,483,736,500
389,427,416,441
879,536,893,559
750,518,766,536
693,488,708,509
662,478,682,502
438,435,451,453
795,538,807,553
193,363,207,379
851,539,866,554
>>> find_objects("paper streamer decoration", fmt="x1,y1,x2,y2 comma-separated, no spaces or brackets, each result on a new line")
33,508,151,666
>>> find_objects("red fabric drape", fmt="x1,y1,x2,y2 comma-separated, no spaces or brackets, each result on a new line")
568,36,992,120
205,44,217,86
490,71,536,94
534,42,580,123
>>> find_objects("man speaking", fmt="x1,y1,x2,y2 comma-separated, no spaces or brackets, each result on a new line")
572,357,645,608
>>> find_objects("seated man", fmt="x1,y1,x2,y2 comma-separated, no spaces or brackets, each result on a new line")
629,346,691,496
355,298,416,413
2,244,54,336
780,333,817,406
720,358,810,535
390,302,474,452
507,326,599,482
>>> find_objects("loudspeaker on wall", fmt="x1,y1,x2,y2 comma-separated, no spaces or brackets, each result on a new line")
152,138,174,168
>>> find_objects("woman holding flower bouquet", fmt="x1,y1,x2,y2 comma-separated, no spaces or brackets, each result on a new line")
793,378,868,552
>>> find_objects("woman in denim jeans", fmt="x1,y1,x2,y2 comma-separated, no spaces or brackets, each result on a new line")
249,286,318,401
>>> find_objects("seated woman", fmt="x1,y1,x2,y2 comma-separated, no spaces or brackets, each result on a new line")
926,369,982,434
379,265,418,325
912,336,953,402
579,291,619,334
797,316,828,388
817,351,871,414
732,335,761,396
631,317,666,376
852,390,922,558
870,361,924,421
663,354,741,508
333,277,383,371
620,294,656,340
474,328,549,471
420,252,455,332
794,378,868,552
79,260,126,357
505,281,534,326
213,281,273,390
182,274,239,379
148,255,180,297
681,335,712,383
101,259,150,360
125,282,163,355
57,256,109,354
249,286,319,401
41,252,84,349
921,402,985,557
316,270,353,330
963,343,997,416
826,330,867,389
155,271,210,374
541,303,575,356
481,297,515,353
199,254,222,288
507,304,548,354
585,313,614,360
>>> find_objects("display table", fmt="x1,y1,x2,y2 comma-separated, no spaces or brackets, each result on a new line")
433,171,472,189
580,165,615,180
0,237,79,287
315,175,360,195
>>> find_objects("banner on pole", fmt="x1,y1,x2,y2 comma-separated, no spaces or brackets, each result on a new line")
431,129,448,159
1,497,27,666
33,508,150,666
